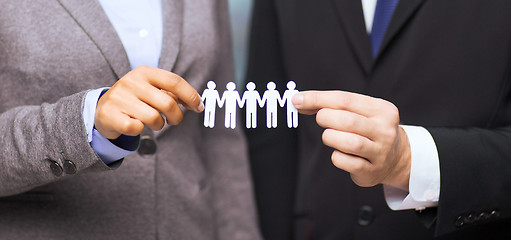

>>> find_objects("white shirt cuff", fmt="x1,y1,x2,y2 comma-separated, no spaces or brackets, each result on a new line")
384,125,440,210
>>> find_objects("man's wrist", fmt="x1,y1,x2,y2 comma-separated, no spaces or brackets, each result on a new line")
384,125,440,211
383,126,411,191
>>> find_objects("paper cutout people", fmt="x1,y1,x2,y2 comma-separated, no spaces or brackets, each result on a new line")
220,82,243,129
202,80,298,129
201,81,221,128
260,81,282,128
240,82,262,128
280,81,299,128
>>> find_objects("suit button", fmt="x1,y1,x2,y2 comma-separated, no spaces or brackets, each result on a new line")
63,160,77,174
455,215,464,227
464,213,476,224
138,135,157,156
48,160,63,176
490,210,500,218
479,212,490,221
358,205,373,226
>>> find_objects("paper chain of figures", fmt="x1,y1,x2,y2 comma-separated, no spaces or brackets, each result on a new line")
201,81,298,129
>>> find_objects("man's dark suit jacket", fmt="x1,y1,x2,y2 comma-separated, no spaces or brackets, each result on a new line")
246,0,511,239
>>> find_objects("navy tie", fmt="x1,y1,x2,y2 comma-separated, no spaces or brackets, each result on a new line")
370,0,399,58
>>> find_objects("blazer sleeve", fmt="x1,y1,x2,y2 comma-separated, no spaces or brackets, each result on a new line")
0,91,118,197
427,126,511,236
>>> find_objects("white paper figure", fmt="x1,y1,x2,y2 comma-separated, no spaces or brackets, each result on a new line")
260,81,282,128
201,81,221,128
220,82,243,129
240,82,262,128
279,81,299,128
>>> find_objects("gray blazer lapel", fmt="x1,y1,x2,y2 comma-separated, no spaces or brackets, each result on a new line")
158,0,184,72
57,0,131,80
155,0,186,138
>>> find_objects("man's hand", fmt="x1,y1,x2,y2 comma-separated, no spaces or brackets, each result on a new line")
95,66,204,139
292,91,411,191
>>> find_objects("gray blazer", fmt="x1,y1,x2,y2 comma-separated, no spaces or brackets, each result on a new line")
0,0,261,239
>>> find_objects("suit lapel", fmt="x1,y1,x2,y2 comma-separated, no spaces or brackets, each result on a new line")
331,0,427,73
56,0,131,80
376,0,427,60
331,0,373,75
158,0,184,71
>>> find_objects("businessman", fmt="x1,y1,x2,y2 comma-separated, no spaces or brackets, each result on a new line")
246,0,511,239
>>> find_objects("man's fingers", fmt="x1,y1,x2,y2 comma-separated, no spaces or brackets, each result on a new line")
135,66,204,113
322,129,375,160
296,109,319,115
316,108,377,140
331,150,381,187
331,150,371,172
292,90,387,117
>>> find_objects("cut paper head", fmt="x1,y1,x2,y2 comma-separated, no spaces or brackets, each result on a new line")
246,82,256,91
207,80,216,89
267,81,276,90
287,81,296,90
226,82,236,91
